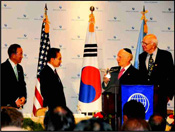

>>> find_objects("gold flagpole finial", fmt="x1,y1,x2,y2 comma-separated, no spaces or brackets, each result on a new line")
89,6,95,32
43,3,50,33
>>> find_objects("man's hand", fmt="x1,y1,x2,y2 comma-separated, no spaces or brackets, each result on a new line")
20,97,26,105
15,97,26,108
103,73,110,84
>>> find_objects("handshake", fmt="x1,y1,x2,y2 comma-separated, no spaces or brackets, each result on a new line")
15,97,26,108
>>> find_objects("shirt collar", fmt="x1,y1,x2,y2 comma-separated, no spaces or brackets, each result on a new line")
121,63,131,71
147,47,158,61
47,63,56,72
8,58,17,69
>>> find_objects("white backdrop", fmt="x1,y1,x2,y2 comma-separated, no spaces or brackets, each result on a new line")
1,1,174,115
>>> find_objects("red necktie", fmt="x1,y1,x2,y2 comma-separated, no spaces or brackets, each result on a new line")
118,68,125,79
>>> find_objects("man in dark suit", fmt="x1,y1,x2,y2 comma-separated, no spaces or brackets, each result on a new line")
102,48,141,90
1,44,27,108
139,34,174,118
40,48,66,110
102,48,141,130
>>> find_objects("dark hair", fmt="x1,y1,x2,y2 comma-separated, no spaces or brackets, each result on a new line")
148,114,166,131
1,107,23,127
47,48,60,62
122,118,151,131
44,106,75,131
74,118,113,131
1,108,12,127
8,44,21,58
123,100,145,119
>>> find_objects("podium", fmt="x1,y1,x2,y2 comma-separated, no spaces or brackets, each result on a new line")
102,84,155,130
102,84,121,131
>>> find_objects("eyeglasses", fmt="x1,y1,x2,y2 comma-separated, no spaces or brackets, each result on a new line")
142,41,153,46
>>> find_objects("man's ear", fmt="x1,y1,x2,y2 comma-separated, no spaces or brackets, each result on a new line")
123,115,128,123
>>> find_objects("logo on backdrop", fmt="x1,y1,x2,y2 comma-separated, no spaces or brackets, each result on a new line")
166,46,174,56
34,15,43,20
2,24,12,29
125,26,138,32
71,73,81,79
71,16,84,21
58,44,66,50
2,3,12,9
147,17,157,22
23,53,28,59
71,54,83,60
161,27,174,32
2,43,9,49
128,93,150,113
71,35,84,40
162,8,174,13
53,5,66,11
107,35,120,41
126,7,139,12
17,14,29,20
59,64,66,69
53,25,66,31
95,6,103,12
17,34,28,39
95,25,103,31
107,55,117,60
108,16,121,22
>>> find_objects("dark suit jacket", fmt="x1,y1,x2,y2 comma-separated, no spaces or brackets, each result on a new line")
102,64,141,90
102,64,141,119
139,48,174,117
1,59,27,108
40,65,66,110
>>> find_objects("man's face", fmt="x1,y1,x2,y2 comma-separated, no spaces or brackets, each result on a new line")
116,50,130,67
13,47,23,64
52,52,62,67
142,37,155,53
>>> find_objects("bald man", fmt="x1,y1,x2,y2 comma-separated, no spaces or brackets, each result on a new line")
102,48,141,130
102,48,141,90
139,34,174,118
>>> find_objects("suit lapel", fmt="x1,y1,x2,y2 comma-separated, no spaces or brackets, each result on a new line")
120,65,132,79
6,60,18,81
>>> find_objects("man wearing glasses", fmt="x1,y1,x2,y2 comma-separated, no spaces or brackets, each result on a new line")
139,34,174,118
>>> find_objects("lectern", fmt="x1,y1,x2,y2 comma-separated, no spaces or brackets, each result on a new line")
102,84,121,131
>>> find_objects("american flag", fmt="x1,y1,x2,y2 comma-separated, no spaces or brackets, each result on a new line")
32,10,50,116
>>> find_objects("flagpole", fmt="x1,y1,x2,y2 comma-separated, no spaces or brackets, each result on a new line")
134,6,148,69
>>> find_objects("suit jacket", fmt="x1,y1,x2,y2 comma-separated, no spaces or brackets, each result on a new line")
40,65,66,110
139,48,174,117
102,64,141,119
1,59,27,108
102,64,141,90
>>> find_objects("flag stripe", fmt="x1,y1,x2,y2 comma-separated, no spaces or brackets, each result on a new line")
83,53,97,57
85,44,97,47
84,49,97,52
32,105,37,116
35,84,43,107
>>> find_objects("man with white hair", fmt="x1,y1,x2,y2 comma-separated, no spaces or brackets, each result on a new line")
139,34,174,118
